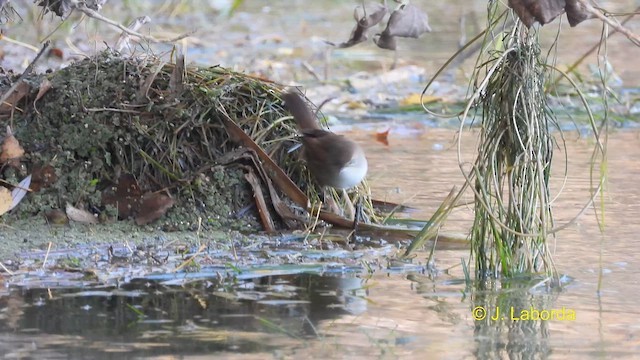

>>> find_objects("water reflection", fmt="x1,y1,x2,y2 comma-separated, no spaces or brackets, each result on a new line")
0,274,372,358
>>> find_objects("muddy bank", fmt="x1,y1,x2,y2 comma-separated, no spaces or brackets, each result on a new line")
1,51,376,239
0,219,242,262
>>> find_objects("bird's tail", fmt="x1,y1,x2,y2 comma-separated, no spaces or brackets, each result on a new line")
283,90,320,131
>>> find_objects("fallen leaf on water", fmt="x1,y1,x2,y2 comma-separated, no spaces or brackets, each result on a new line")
0,126,25,164
400,93,441,106
375,127,390,146
135,192,175,225
346,100,367,110
66,203,98,224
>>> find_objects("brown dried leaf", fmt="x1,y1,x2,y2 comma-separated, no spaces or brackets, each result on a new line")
373,32,397,50
65,203,98,224
0,187,11,216
0,126,25,163
45,209,69,225
244,169,275,232
115,173,142,198
375,127,390,146
31,164,57,192
101,173,142,218
218,147,306,228
508,0,565,27
47,48,64,59
565,0,595,27
383,4,431,38
137,63,164,102
36,0,107,17
35,79,52,103
135,192,175,225
330,3,388,48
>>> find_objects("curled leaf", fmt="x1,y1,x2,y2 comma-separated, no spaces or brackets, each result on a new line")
329,3,388,48
384,4,431,38
373,32,397,50
0,126,25,163
374,4,431,50
565,0,595,27
35,79,53,103
66,203,98,224
36,0,107,18
45,209,69,225
509,0,564,28
9,174,31,211
135,192,175,225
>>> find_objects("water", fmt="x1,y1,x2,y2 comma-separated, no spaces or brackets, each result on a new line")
2,0,640,358
2,129,639,359
358,128,640,358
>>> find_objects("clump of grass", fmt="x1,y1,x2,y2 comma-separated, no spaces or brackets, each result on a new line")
409,2,616,284
464,13,558,279
11,50,373,229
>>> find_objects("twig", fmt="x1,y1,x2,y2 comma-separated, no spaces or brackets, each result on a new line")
0,260,14,275
301,61,321,82
549,6,640,90
577,0,640,46
0,40,50,107
76,4,195,44
43,241,53,269
173,244,206,273
0,35,39,52
84,107,142,113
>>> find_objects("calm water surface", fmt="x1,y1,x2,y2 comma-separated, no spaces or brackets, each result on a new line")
358,127,640,359
2,0,640,358
2,128,639,359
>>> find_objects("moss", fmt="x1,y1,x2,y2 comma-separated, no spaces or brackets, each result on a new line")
1,51,332,231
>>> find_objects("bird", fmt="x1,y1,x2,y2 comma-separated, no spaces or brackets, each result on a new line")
283,91,368,190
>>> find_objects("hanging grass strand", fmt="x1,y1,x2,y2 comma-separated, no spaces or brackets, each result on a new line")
469,21,557,279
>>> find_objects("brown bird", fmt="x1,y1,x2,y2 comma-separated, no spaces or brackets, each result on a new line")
283,91,368,190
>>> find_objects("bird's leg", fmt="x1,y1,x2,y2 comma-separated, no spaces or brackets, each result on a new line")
348,196,364,243
306,199,323,232
323,187,343,217
341,188,356,221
